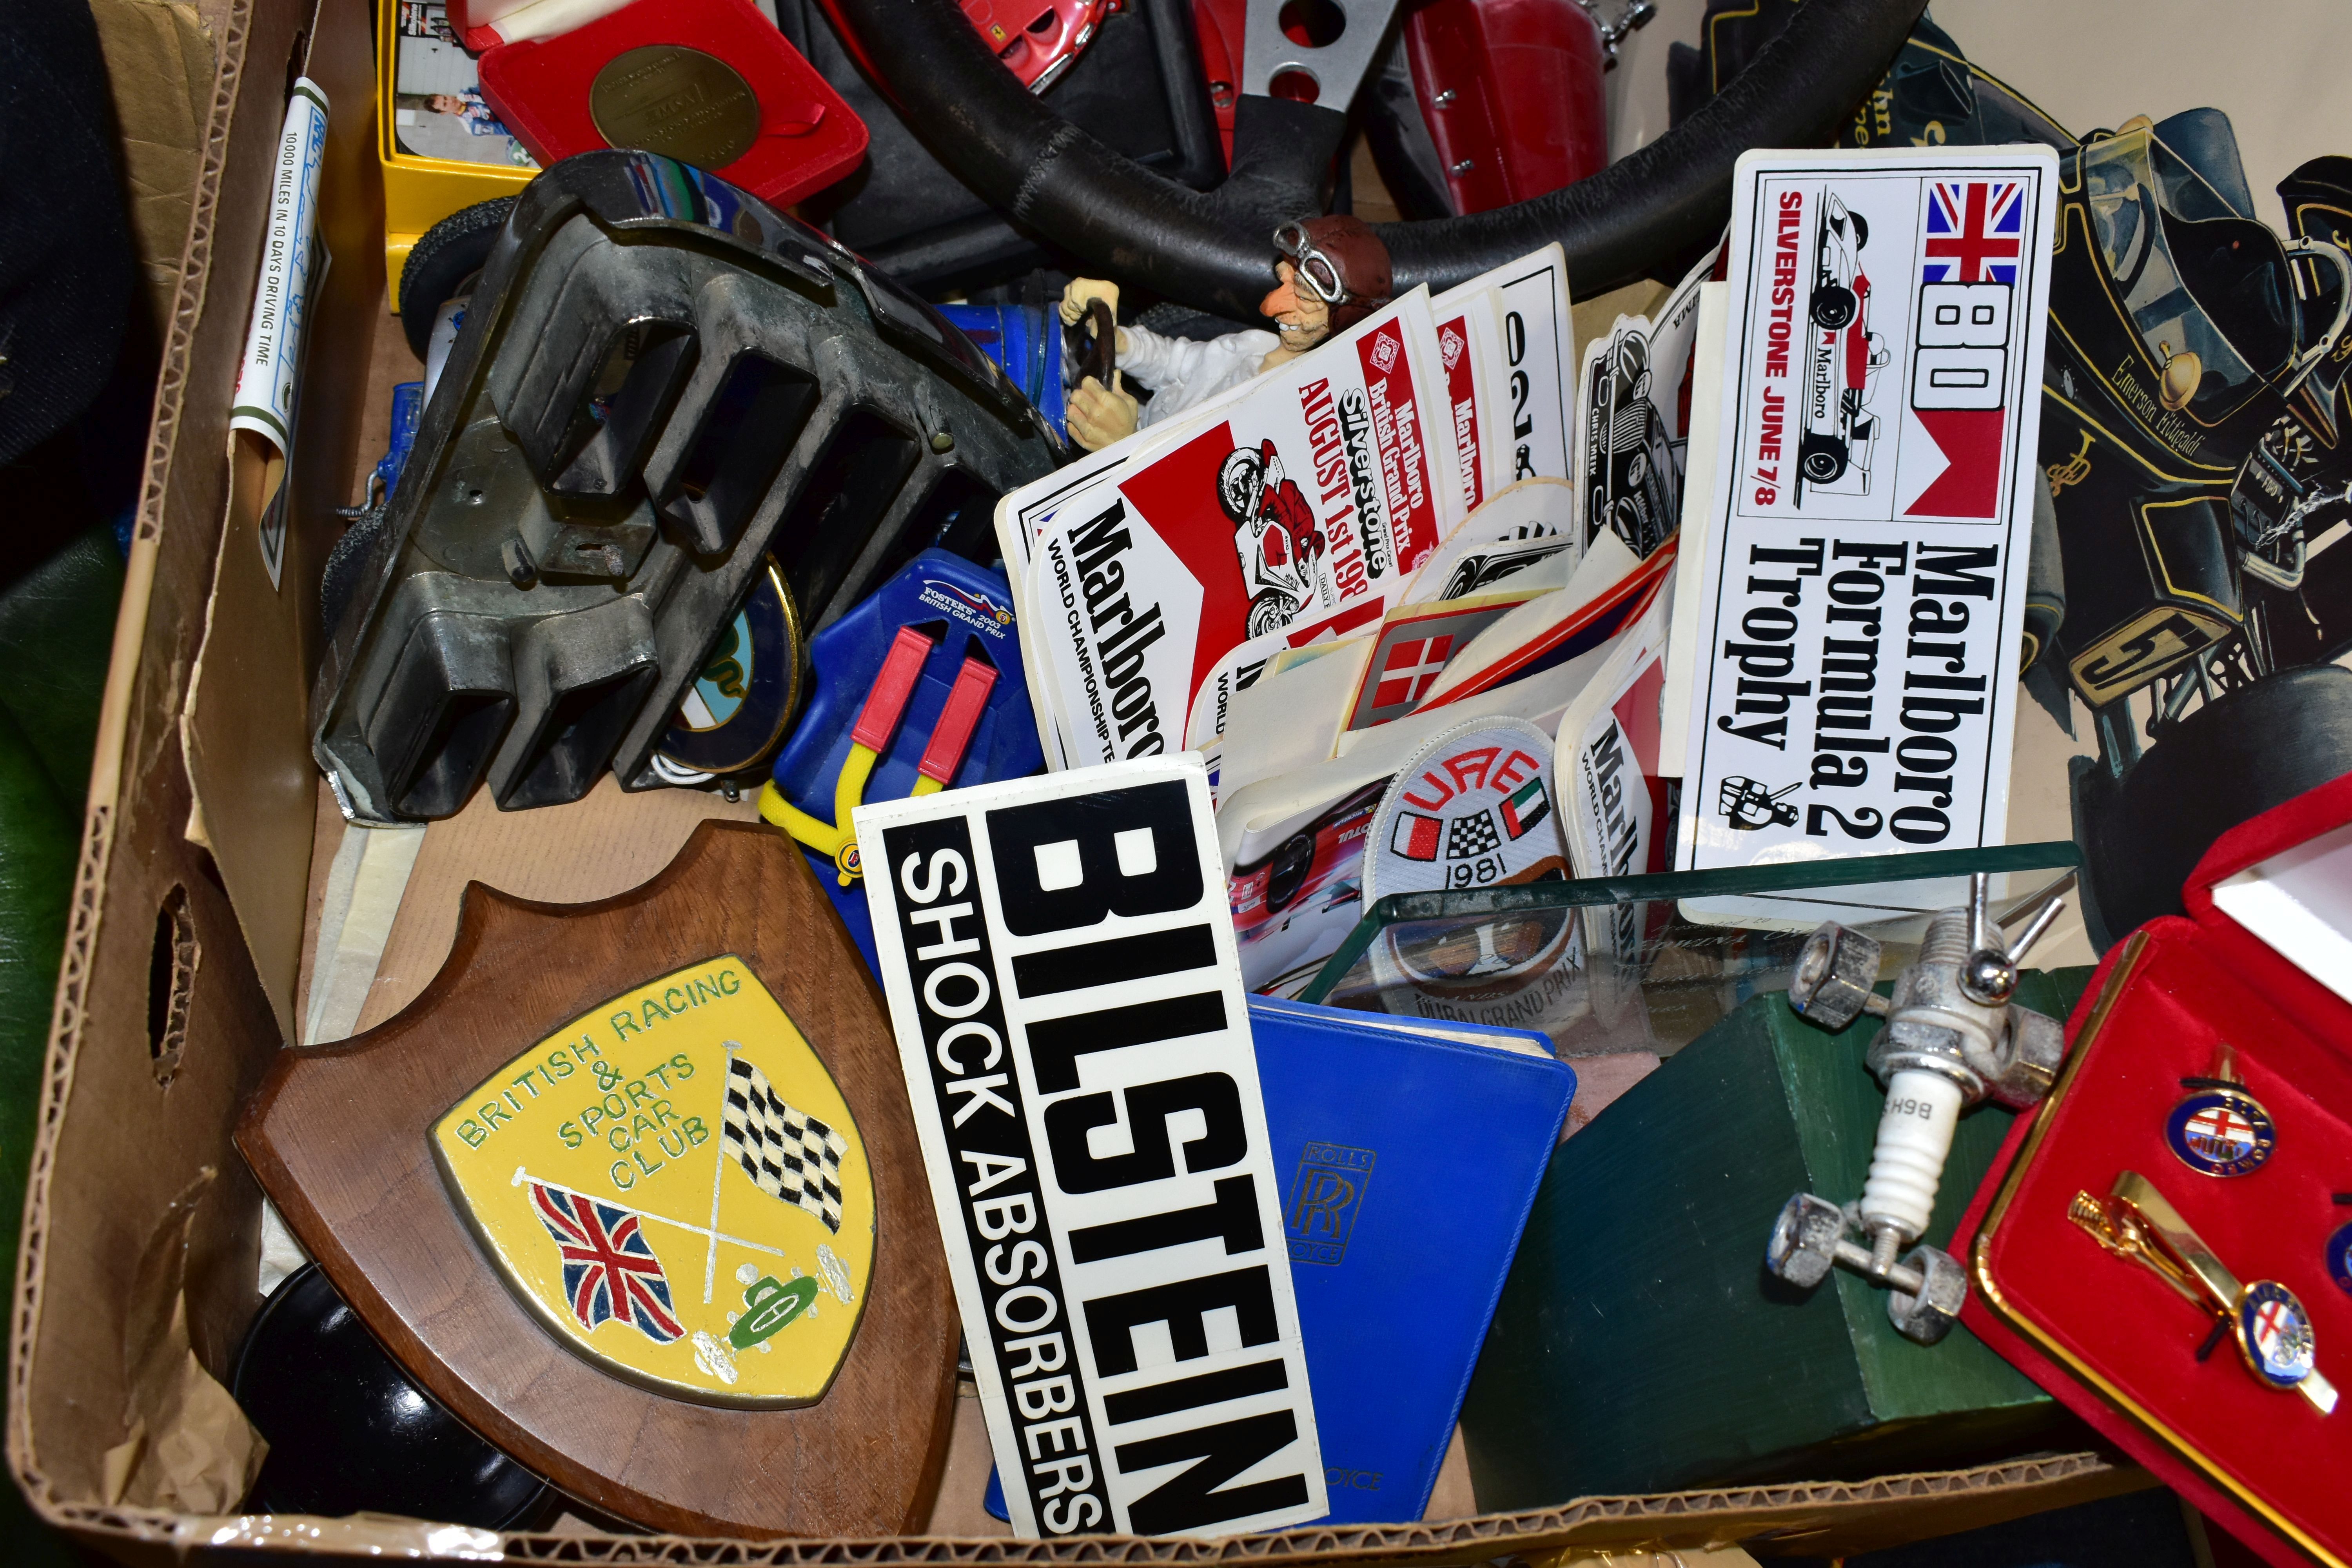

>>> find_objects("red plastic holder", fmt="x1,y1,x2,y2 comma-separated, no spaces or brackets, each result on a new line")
472,0,866,210
1955,771,2352,1568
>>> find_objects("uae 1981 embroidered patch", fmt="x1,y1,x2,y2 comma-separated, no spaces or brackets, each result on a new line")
1365,715,1569,901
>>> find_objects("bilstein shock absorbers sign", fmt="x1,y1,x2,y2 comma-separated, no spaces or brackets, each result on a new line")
854,760,1324,1537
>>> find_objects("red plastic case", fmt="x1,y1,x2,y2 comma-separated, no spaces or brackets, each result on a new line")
472,0,866,209
1956,772,2352,1568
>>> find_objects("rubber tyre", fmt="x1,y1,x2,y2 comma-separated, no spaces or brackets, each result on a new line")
1800,436,1847,484
2081,664,2352,941
398,197,518,360
1810,286,1856,330
1265,832,1315,913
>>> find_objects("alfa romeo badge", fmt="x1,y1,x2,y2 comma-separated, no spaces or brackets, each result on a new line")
2236,1279,2319,1391
433,955,873,1406
2328,1221,2352,1298
2166,1087,2277,1177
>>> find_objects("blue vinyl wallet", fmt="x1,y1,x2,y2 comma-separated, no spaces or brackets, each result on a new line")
986,995,1576,1527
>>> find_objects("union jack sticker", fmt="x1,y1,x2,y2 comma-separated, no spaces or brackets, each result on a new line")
2165,1087,2276,1178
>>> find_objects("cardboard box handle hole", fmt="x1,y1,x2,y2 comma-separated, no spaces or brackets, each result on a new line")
147,885,198,1087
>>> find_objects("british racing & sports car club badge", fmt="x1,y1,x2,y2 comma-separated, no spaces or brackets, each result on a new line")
433,956,874,1405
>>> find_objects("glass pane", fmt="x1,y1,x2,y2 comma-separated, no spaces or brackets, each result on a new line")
1296,841,2082,1060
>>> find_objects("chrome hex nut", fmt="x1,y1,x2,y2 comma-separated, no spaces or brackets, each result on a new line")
1886,1244,1967,1345
1984,1003,2067,1110
1788,921,1883,1030
1766,1192,1847,1289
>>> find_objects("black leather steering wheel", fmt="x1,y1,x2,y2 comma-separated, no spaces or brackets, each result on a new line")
823,0,1930,319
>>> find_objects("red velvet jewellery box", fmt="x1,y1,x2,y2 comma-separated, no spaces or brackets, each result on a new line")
1955,771,2352,1567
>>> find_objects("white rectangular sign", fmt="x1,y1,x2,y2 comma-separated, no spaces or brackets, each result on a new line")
855,760,1325,1538
1675,146,2058,900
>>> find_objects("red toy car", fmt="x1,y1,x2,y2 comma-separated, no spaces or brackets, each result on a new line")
1800,193,1890,492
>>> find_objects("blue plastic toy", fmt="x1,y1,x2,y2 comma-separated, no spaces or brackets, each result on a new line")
937,304,1067,440
762,550,1043,973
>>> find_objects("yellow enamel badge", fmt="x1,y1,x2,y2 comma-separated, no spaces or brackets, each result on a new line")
433,956,872,1406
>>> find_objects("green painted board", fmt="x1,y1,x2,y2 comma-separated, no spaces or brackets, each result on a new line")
1461,967,2092,1509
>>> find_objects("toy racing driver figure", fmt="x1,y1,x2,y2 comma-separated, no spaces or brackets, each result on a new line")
1057,216,1395,451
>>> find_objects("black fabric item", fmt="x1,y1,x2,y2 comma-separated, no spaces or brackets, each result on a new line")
0,524,124,800
0,0,134,466
2078,665,2352,944
0,526,121,1567
823,0,1924,318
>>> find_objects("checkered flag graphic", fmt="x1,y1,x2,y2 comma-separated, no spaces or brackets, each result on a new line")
722,1056,847,1232
1446,809,1501,860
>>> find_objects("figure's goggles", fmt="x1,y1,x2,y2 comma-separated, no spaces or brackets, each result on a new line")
1274,221,1349,305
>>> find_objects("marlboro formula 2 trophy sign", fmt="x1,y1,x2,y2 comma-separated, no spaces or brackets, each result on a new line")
856,760,1326,1537
1676,147,2059,918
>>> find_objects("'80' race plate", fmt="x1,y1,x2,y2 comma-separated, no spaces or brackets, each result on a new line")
433,956,874,1406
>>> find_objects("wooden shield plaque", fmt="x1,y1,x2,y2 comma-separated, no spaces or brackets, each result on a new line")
238,822,956,1536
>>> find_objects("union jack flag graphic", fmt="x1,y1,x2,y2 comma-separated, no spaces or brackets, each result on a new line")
1923,182,2023,284
528,1180,685,1343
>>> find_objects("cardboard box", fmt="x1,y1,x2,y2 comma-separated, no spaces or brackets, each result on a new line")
9,0,2149,1556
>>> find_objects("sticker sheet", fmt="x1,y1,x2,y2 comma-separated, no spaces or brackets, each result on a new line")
1675,147,2059,902
1430,245,1574,512
855,761,1325,1539
1574,246,1716,564
1487,250,1575,492
1017,292,1461,773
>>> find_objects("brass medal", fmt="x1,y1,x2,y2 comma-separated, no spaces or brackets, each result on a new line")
589,45,761,170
